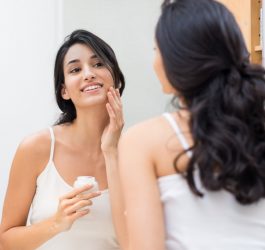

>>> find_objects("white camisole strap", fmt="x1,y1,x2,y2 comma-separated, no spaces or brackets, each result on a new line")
48,127,55,162
163,113,192,158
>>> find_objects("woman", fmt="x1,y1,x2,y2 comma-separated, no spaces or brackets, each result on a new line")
119,0,265,249
1,29,126,250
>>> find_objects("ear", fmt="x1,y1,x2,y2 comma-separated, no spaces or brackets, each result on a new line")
61,84,70,100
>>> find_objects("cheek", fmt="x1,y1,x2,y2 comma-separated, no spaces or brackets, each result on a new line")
102,70,114,86
153,54,176,94
153,54,160,77
64,74,77,86
153,54,167,85
153,52,167,84
63,76,80,97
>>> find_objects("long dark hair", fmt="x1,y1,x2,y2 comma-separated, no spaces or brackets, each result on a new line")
54,29,125,125
156,0,265,204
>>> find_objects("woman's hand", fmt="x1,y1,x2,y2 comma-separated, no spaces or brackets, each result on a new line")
101,87,124,153
52,185,101,232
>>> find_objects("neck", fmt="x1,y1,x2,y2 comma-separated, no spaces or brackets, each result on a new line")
68,105,108,152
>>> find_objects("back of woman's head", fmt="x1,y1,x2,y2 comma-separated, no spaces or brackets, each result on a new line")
54,29,125,125
156,0,265,204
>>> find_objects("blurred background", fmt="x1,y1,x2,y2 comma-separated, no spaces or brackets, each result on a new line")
0,0,170,216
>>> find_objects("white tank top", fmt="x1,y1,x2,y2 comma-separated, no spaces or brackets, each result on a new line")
29,127,120,250
160,113,265,250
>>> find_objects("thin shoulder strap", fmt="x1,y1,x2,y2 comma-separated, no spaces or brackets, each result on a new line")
163,113,192,158
48,127,55,162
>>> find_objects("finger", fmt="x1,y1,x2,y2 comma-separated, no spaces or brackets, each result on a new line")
107,91,124,126
112,89,123,109
59,192,99,210
59,197,81,209
109,87,122,109
107,91,120,114
106,103,117,125
112,88,123,118
107,101,124,131
60,184,93,200
107,88,124,129
115,88,121,97
65,200,92,215
70,209,90,221
110,87,121,104
114,88,122,107
78,191,101,200
76,191,101,200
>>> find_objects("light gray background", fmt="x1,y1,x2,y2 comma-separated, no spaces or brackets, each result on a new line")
0,0,171,216
0,0,60,217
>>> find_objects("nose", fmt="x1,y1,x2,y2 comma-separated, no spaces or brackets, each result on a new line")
83,66,96,80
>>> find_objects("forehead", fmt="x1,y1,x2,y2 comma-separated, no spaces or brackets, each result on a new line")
63,43,96,66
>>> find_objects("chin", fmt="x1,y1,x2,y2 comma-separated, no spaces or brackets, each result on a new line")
80,95,107,108
162,88,174,95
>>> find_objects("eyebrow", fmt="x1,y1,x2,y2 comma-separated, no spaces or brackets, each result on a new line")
66,54,98,66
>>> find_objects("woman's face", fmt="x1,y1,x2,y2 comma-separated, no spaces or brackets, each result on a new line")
62,43,114,109
153,44,176,94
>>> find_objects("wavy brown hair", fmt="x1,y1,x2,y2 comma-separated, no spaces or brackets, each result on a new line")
156,0,265,204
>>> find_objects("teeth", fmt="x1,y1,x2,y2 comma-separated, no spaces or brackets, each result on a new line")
83,85,101,92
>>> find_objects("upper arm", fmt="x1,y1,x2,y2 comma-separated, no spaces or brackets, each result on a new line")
118,123,165,250
1,132,50,232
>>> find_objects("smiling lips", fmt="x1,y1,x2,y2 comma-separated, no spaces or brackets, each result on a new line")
81,83,103,92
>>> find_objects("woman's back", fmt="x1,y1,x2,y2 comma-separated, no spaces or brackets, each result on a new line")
159,173,265,250
119,0,265,249
119,112,265,249
158,113,265,250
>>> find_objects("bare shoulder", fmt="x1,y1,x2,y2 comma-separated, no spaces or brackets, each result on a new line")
15,128,52,175
120,115,169,155
122,115,166,139
121,115,170,145
19,128,51,155
20,128,51,151
1,129,53,231
120,114,187,176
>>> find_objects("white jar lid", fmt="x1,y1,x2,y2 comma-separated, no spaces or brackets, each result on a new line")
76,176,95,182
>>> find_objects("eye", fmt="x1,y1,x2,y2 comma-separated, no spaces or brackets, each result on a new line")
94,62,104,68
70,67,81,73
